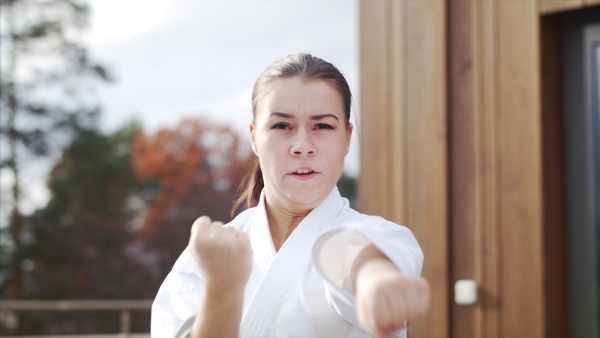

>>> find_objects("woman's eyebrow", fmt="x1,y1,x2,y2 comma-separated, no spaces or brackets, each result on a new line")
310,114,339,121
268,112,339,121
269,112,293,118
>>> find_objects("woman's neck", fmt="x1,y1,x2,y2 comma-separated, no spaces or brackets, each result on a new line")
264,200,310,252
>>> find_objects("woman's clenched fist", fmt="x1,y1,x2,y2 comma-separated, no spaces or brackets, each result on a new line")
188,216,252,291
352,245,430,338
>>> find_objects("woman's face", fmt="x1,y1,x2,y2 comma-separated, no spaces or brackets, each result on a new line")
250,77,352,213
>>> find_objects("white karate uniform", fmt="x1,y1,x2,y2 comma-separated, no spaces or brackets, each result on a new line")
151,187,423,338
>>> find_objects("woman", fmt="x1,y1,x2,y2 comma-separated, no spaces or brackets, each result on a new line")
151,54,430,338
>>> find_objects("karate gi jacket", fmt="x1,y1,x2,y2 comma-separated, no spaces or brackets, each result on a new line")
151,187,423,338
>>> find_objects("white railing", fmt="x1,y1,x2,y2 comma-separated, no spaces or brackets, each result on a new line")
0,299,153,337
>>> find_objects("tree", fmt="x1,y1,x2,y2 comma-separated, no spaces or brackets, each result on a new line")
2,124,159,335
131,118,252,277
0,0,111,301
0,117,251,334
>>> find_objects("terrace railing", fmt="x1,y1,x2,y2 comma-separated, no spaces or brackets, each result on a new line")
0,299,153,337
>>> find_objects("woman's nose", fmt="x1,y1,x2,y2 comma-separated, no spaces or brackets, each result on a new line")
290,129,316,156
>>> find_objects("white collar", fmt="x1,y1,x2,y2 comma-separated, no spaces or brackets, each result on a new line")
250,186,346,273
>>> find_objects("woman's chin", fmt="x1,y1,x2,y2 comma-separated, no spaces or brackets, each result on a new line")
265,182,334,212
285,190,328,210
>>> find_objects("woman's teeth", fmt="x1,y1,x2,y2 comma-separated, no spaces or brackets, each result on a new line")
295,169,313,174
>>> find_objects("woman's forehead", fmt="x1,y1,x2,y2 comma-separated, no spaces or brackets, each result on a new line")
256,77,344,118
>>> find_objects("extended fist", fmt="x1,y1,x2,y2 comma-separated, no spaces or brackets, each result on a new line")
189,216,252,290
354,250,430,338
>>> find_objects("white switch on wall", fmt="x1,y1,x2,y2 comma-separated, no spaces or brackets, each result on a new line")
455,280,478,305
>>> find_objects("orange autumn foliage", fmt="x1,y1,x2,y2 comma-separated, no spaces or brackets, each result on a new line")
131,117,251,239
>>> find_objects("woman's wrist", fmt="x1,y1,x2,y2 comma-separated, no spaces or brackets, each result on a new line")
350,244,396,294
203,281,245,305
191,284,245,338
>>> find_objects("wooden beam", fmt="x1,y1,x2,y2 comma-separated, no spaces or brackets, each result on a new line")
474,0,502,336
359,0,387,217
497,0,545,336
388,0,407,226
540,0,584,14
448,0,483,335
404,0,448,336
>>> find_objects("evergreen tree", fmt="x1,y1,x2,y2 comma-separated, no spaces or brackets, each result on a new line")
5,125,159,334
0,0,111,302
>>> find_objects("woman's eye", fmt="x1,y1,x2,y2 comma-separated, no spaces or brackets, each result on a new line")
316,124,334,130
271,123,290,130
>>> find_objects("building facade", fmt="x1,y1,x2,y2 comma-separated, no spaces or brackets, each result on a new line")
358,1,600,337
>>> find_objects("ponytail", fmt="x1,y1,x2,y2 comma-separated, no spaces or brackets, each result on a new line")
231,156,263,216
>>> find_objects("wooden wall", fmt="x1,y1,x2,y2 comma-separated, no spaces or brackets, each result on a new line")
359,0,448,336
358,0,593,336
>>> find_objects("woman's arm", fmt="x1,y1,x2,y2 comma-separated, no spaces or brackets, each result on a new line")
187,216,252,338
190,283,245,338
350,244,430,338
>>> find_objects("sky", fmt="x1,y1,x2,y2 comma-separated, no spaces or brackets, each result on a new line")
0,0,360,216
87,0,361,175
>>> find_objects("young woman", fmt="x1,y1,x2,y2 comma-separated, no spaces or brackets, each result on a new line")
151,54,430,338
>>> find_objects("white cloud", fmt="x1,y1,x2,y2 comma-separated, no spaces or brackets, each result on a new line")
89,0,172,41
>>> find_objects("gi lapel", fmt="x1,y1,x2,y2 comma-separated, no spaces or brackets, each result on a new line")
240,187,345,337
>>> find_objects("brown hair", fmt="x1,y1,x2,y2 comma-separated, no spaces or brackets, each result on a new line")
232,53,352,215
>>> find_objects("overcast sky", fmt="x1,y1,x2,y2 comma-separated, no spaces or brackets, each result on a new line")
0,1,360,216
87,0,360,176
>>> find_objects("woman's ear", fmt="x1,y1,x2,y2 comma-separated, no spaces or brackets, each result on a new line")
250,122,258,155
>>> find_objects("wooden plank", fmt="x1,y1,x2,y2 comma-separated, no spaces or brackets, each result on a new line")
475,0,501,336
448,0,483,336
404,0,448,336
388,0,407,226
375,0,391,220
358,0,387,216
540,0,584,14
497,0,545,336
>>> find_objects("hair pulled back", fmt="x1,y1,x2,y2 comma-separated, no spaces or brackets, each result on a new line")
232,53,352,215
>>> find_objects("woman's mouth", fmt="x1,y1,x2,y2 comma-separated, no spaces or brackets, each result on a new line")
289,169,318,180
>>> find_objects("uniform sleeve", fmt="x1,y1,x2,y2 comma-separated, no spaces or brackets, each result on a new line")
311,216,423,337
151,247,202,338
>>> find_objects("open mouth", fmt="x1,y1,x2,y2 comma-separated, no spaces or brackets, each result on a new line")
289,169,318,179
293,169,315,175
